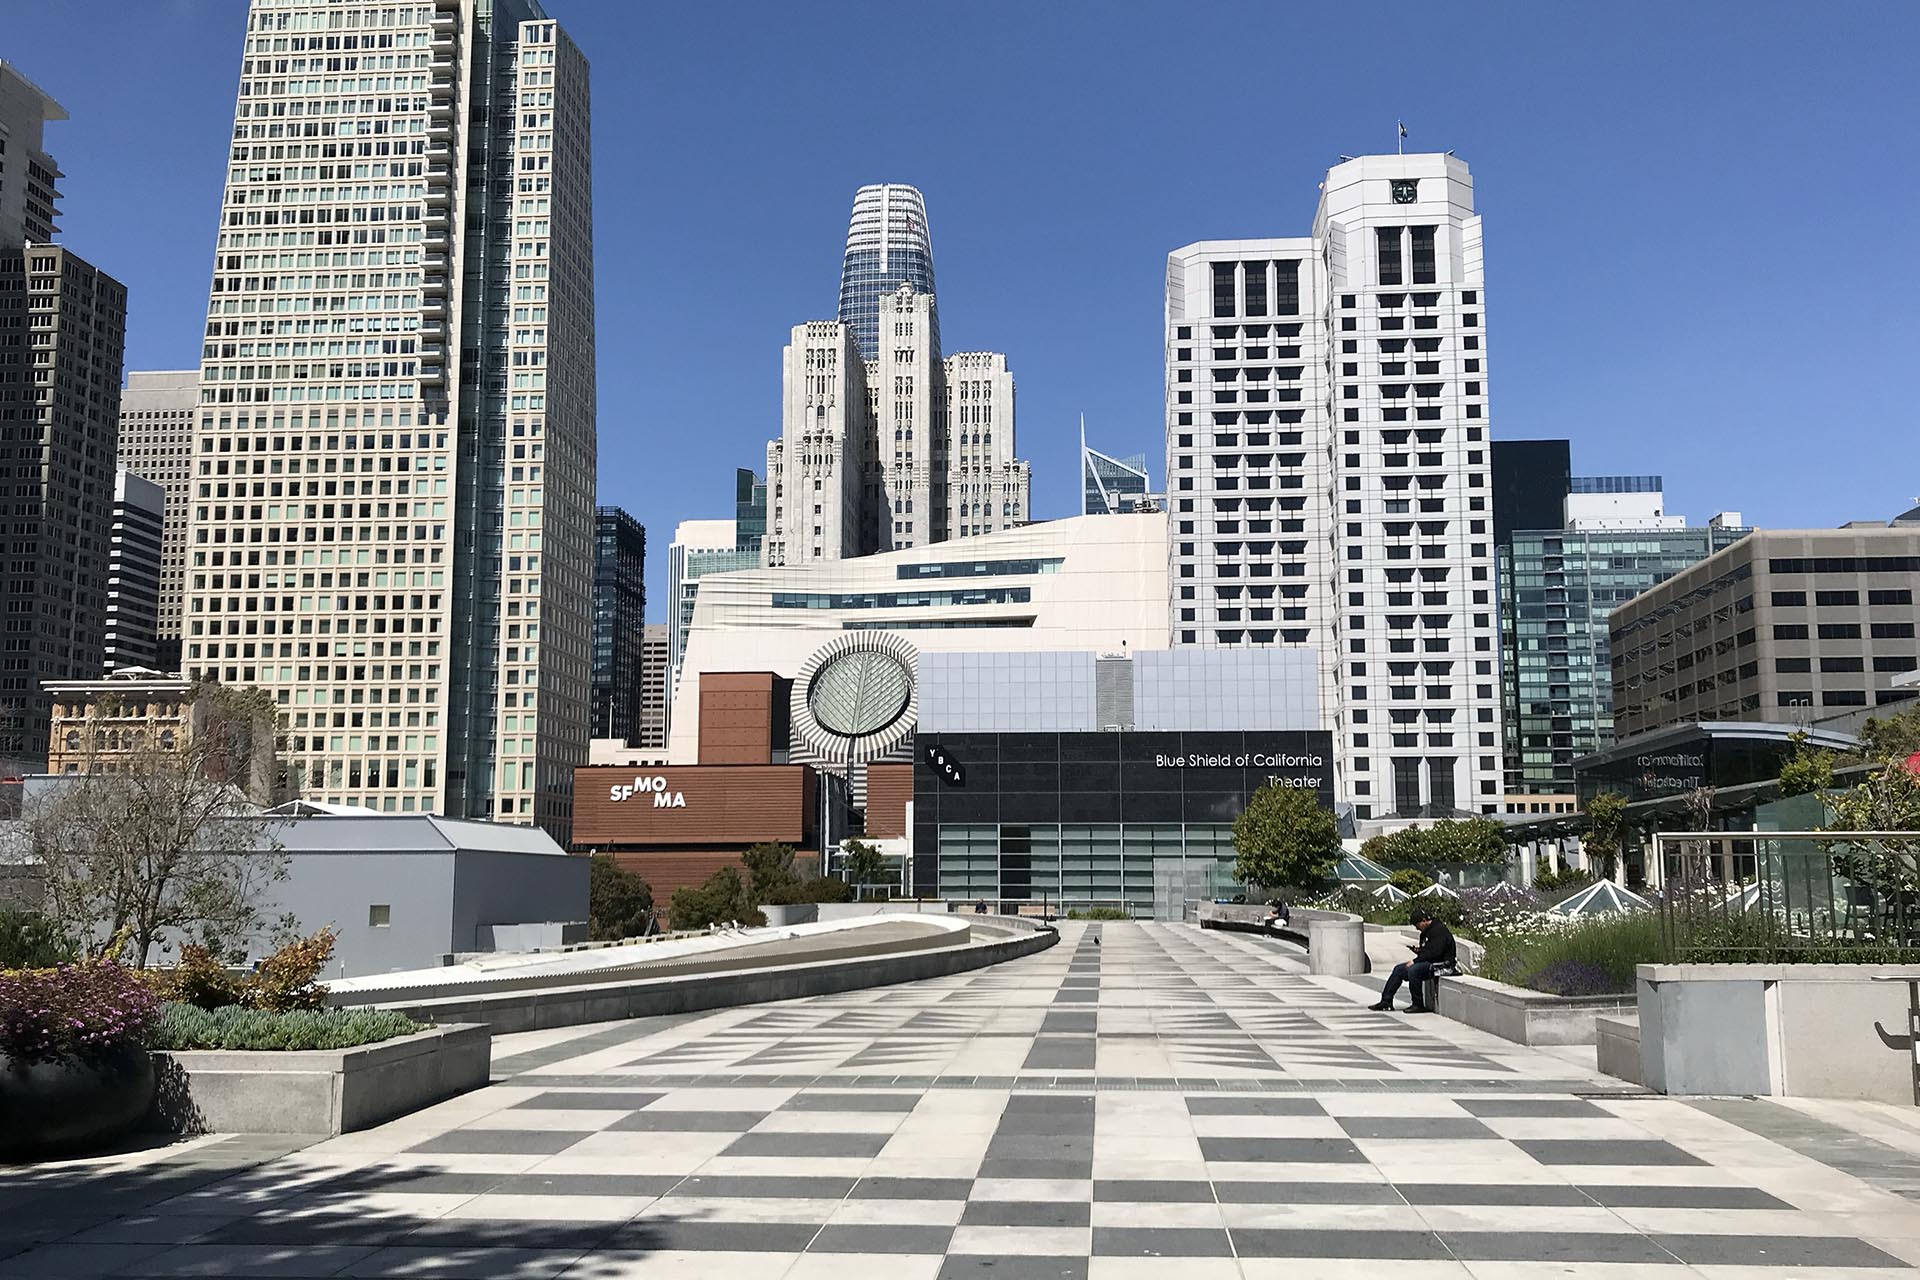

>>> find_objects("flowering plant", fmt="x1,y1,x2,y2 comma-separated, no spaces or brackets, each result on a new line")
0,961,164,1063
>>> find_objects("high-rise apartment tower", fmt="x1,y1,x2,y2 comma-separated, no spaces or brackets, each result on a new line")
590,506,645,742
117,370,199,671
0,62,128,769
183,2,596,835
104,469,166,672
1166,153,1501,819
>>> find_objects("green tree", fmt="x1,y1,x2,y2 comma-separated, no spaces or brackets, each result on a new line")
1821,756,1920,911
1388,868,1433,895
588,855,654,941
1421,817,1509,866
668,866,762,930
1777,732,1835,799
1583,791,1628,882
1232,785,1338,890
840,839,891,899
741,843,798,903
1857,707,1920,765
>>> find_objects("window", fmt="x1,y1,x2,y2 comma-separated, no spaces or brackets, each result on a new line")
1815,590,1860,607
1212,262,1236,318
1818,623,1863,640
1871,622,1916,639
368,904,391,928
1772,624,1809,640
1376,227,1402,286
1869,589,1913,606
1243,262,1267,316
1771,591,1807,607
1274,260,1300,315
1823,689,1868,707
1775,658,1811,673
1410,226,1436,284
1821,657,1864,673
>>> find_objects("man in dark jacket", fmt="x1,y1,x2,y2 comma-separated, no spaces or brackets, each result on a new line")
1368,906,1456,1013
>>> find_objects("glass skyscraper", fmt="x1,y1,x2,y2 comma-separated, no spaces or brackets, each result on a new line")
837,183,938,360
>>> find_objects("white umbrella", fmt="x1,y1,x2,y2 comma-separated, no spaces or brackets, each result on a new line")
1372,883,1410,903
1414,882,1458,899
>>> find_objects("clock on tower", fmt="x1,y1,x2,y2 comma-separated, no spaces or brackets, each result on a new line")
1390,178,1419,205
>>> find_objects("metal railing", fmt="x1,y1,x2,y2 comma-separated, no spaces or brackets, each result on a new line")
1654,830,1920,961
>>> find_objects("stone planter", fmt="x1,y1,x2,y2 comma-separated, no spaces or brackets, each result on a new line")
1434,973,1636,1046
147,1023,490,1136
0,1042,157,1159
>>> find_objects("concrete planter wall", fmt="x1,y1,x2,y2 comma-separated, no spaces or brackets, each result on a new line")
761,904,819,927
1595,1015,1643,1085
1636,963,1920,1104
1434,973,1636,1047
147,1023,490,1136
1195,904,1369,975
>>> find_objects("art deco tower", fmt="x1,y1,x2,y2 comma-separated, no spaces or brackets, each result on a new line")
183,2,596,836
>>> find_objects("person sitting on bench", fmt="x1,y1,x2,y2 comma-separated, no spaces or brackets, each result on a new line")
1262,899,1290,933
1369,906,1456,1013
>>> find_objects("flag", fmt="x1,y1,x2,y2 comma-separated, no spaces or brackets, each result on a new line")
1398,121,1408,139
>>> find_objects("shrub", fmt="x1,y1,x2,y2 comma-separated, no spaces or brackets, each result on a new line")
1389,869,1434,895
762,876,854,907
0,909,74,970
1232,785,1338,889
589,856,655,941
669,866,764,930
0,961,163,1062
1067,907,1130,921
1534,866,1596,895
151,943,246,1010
244,928,334,1011
1481,909,1664,996
153,1003,419,1052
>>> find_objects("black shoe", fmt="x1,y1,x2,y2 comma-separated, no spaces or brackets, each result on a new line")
1367,1002,1392,1011
1406,1004,1431,1014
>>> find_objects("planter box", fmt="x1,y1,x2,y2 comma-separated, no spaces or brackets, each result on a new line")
148,1023,489,1136
1435,973,1636,1046
1595,1014,1643,1085
1637,963,1920,1103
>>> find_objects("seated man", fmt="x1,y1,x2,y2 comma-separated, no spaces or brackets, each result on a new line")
1262,899,1290,932
1368,906,1456,1013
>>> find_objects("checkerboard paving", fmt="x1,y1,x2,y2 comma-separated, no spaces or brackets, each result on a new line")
8,920,1920,1277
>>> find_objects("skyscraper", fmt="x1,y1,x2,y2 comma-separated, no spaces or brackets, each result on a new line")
183,3,596,835
104,469,166,673
116,370,199,671
837,183,937,361
591,507,645,742
635,622,668,750
0,62,128,770
1082,419,1161,516
1166,153,1501,820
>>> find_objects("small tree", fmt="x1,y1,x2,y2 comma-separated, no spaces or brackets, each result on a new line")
1777,732,1835,799
1857,707,1920,765
840,839,891,899
1421,817,1508,866
1822,756,1920,928
588,855,654,941
742,842,798,903
1583,791,1628,883
27,707,288,967
668,866,761,930
1232,784,1338,890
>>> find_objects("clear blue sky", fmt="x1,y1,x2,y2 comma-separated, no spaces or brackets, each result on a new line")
11,1,1918,620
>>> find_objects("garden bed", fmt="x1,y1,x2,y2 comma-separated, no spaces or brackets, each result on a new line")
148,1021,490,1136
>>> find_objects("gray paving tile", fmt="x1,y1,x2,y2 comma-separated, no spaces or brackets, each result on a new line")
1215,1181,1403,1204
723,1132,891,1158
853,1177,975,1200
1229,1228,1449,1259
1339,1115,1496,1141
668,1175,858,1199
1024,1038,1096,1069
127,1243,384,1276
987,1134,1095,1159
1184,1095,1325,1115
607,1220,822,1252
1579,1183,1792,1210
1441,1231,1678,1263
1199,1136,1364,1164
809,1224,956,1254
977,1157,1095,1180
1652,1233,1910,1268
511,1090,664,1111
1002,1111,1095,1135
0,1241,175,1278
1005,1093,1094,1113
1457,1097,1605,1118
405,1129,583,1156
782,1092,922,1111
1514,1138,1706,1167
608,1109,767,1132
492,1172,682,1197
939,1257,1088,1280
961,1202,1092,1228
1093,1226,1234,1257
1092,1179,1216,1202
1395,1182,1591,1206
338,1245,586,1279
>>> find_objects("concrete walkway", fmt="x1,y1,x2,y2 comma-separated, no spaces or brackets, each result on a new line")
5,921,1920,1277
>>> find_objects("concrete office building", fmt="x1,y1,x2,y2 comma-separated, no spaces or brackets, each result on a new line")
0,62,129,771
1500,473,1748,795
667,516,758,706
182,3,597,835
1167,153,1500,820
635,622,668,750
590,506,645,742
669,514,1174,763
1611,526,1920,738
116,370,199,671
104,469,166,672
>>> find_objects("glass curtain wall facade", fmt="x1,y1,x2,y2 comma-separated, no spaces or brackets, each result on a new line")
837,183,938,361
590,506,644,741
1503,524,1746,792
1082,444,1154,516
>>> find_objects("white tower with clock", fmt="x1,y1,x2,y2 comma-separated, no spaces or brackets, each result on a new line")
1165,153,1501,824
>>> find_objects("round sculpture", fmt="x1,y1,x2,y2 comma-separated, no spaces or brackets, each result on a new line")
791,633,919,765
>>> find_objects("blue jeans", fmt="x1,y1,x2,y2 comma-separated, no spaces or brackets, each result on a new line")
1380,960,1436,1007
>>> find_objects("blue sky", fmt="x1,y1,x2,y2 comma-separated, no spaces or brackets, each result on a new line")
10,1,1918,620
